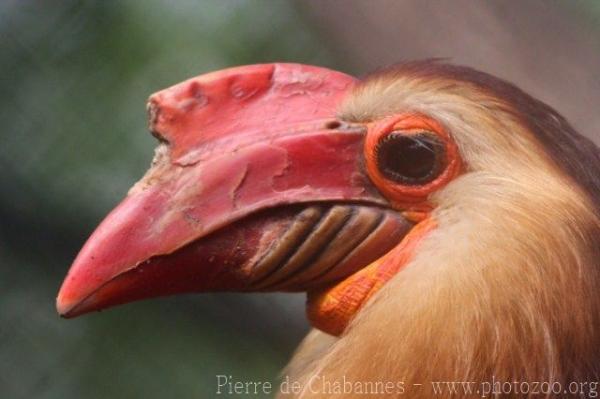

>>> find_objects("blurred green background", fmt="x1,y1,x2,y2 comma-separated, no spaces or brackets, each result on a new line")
1,1,599,398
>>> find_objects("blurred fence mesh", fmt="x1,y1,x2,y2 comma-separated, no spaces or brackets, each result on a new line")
1,1,598,398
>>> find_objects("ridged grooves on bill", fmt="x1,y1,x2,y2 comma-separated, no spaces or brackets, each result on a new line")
250,204,413,290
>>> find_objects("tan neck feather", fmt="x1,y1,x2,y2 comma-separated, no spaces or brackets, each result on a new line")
281,69,600,398
282,169,600,398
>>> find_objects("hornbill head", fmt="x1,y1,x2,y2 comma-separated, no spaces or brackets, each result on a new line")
57,61,600,382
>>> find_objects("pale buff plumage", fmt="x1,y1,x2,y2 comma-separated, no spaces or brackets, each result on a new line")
280,62,600,398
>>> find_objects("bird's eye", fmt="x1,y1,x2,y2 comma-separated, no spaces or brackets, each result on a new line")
375,132,446,185
364,114,460,203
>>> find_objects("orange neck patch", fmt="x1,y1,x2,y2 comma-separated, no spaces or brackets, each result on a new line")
306,217,437,336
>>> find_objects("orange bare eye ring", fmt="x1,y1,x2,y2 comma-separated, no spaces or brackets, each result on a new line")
364,113,461,207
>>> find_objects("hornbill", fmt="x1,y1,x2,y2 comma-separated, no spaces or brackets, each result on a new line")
57,61,600,397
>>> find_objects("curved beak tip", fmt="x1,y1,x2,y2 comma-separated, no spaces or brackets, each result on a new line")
55,288,82,318
56,299,76,319
57,288,106,319
56,272,103,318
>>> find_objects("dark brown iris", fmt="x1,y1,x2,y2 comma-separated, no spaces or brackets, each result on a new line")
375,131,446,185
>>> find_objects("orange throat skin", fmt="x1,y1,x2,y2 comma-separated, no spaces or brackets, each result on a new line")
306,218,437,336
